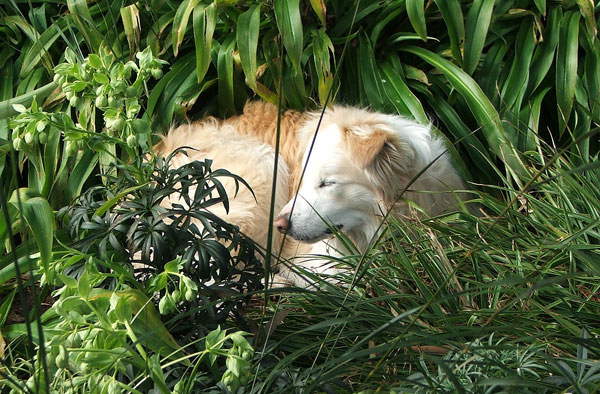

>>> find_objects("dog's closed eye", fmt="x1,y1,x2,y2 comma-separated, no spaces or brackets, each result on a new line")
318,180,336,188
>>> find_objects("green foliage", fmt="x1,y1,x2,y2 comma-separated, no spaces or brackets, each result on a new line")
59,150,264,328
2,285,254,393
0,0,599,393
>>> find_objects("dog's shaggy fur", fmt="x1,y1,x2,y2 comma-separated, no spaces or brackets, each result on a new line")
155,102,465,286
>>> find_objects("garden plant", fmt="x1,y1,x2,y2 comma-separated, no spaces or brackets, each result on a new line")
0,0,599,393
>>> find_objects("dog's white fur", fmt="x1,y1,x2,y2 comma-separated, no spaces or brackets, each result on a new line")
155,102,465,286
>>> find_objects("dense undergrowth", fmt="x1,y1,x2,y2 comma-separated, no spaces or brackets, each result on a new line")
1,0,599,393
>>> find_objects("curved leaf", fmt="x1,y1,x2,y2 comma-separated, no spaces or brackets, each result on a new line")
9,191,54,281
402,46,528,179
463,0,494,74
380,62,428,124
435,0,465,65
217,36,236,117
172,0,200,57
556,11,580,133
193,1,217,83
237,4,261,90
274,0,303,73
120,4,140,55
527,6,561,96
501,18,536,110
406,0,427,41
309,0,327,26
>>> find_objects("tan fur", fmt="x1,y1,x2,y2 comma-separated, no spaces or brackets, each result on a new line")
224,101,308,198
155,101,466,284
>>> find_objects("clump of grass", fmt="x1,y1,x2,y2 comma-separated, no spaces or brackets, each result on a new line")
248,145,600,393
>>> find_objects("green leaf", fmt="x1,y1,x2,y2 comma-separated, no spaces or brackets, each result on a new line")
274,0,303,74
575,0,597,41
309,0,326,26
435,0,464,64
93,73,109,84
406,0,427,41
193,1,217,83
164,259,181,273
518,87,549,152
402,46,528,180
358,33,388,112
556,11,580,133
533,0,546,15
90,289,188,363
9,191,54,281
146,53,196,131
527,6,560,96
172,0,201,57
380,61,428,124
0,288,16,326
428,93,494,181
88,53,103,69
217,36,237,117
237,5,261,90
57,273,78,289
66,0,102,51
0,82,56,119
66,150,98,200
19,23,60,77
312,28,335,106
500,18,536,110
463,0,494,74
78,270,90,299
120,4,140,55
11,104,27,113
584,37,600,122
115,294,132,324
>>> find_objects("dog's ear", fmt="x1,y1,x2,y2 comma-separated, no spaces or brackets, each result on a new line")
342,125,414,202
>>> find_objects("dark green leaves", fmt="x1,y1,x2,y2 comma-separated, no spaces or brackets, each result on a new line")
193,1,217,83
464,0,494,74
556,11,580,133
406,0,427,41
237,5,261,90
274,0,303,73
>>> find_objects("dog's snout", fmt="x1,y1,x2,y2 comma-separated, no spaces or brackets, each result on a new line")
274,213,290,233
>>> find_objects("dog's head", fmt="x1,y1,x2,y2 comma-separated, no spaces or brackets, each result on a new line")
274,107,430,247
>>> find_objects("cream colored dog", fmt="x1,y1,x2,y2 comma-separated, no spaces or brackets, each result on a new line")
155,102,465,286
